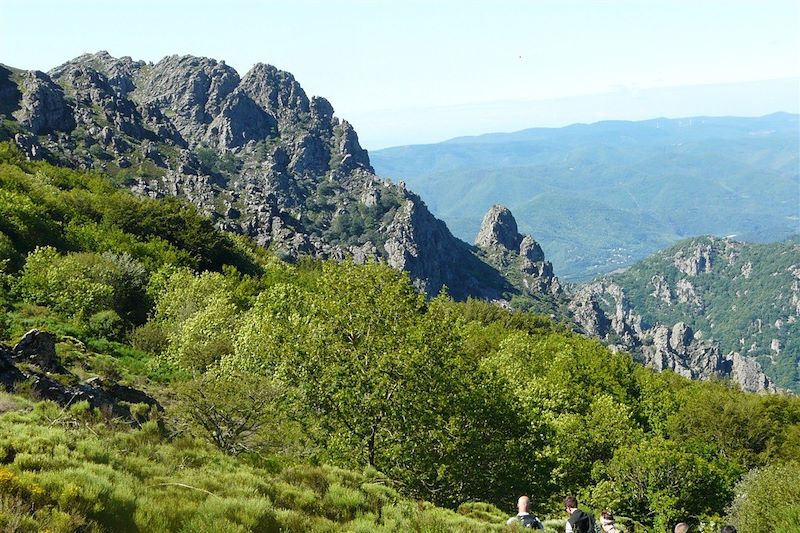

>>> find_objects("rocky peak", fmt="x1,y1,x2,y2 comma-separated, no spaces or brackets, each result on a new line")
475,205,561,296
133,55,240,145
674,241,715,276
475,205,522,251
50,51,145,96
12,70,75,134
240,63,310,130
5,52,513,302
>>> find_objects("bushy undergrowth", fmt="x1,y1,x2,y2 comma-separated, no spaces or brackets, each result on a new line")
0,144,798,532
0,396,508,532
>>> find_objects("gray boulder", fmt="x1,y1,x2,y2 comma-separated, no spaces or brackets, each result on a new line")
12,70,75,134
12,329,63,373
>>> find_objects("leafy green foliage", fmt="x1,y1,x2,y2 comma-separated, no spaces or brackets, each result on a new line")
194,145,242,178
19,247,148,325
0,142,258,274
173,368,292,455
1,149,798,530
725,461,800,532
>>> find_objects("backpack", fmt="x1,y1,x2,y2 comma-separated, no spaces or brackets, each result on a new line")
569,510,600,533
518,514,544,529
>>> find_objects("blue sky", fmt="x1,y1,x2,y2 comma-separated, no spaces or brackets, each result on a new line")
1,0,798,148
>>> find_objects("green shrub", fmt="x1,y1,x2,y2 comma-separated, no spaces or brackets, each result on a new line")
726,461,800,532
129,321,167,355
87,309,125,340
322,483,366,520
457,501,507,524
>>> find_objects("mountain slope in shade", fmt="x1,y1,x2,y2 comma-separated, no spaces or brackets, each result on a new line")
371,113,800,280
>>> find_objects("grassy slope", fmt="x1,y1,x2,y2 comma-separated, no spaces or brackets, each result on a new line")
1,144,798,532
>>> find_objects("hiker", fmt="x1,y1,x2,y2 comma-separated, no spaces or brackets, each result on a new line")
506,495,544,529
599,511,621,533
564,496,594,533
674,523,690,533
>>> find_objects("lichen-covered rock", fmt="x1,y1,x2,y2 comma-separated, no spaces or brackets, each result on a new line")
12,70,75,134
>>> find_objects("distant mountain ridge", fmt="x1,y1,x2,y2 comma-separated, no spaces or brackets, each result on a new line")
371,113,800,280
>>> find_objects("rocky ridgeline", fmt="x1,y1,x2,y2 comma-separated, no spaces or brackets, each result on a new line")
567,236,799,393
569,279,774,392
1,53,782,393
3,52,511,300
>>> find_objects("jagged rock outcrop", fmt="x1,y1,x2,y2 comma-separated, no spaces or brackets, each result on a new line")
12,70,75,134
475,205,561,296
206,90,277,149
675,278,702,307
12,329,64,373
475,205,522,253
650,274,672,304
641,322,775,392
570,281,775,393
730,352,775,393
5,52,517,301
568,289,611,338
674,242,714,276
384,194,508,299
644,322,723,379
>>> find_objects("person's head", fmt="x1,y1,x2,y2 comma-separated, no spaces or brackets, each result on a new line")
517,495,530,513
720,526,737,533
564,496,578,514
674,523,690,533
600,511,616,530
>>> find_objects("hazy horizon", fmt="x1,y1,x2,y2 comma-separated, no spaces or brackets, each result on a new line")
2,0,798,149
362,79,800,149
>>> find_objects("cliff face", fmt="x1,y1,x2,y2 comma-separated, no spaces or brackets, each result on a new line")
568,279,775,393
3,52,516,301
567,235,800,393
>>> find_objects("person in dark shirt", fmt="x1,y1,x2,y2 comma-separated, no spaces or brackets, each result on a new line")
564,495,594,533
506,495,544,529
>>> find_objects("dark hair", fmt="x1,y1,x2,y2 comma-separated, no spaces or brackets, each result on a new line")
564,496,578,508
721,527,737,533
601,511,615,522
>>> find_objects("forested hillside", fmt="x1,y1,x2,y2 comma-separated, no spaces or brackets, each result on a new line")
371,113,800,280
601,236,800,392
0,144,798,531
